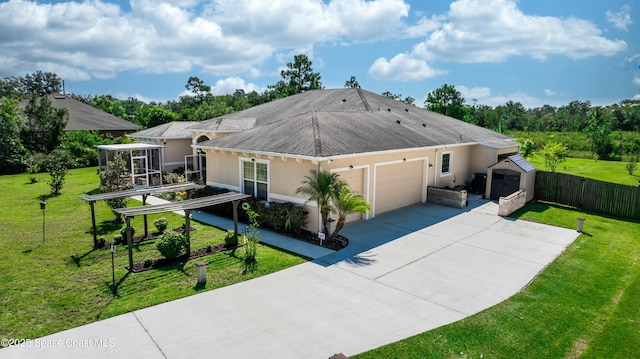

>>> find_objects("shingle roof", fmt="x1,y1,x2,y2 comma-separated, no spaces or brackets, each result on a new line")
128,121,198,139
19,94,140,132
507,155,537,172
193,88,516,158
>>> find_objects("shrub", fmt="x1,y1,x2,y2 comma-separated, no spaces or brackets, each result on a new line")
120,225,136,239
96,236,106,248
154,218,168,234
163,172,185,184
224,230,238,247
156,232,188,260
113,234,124,245
143,259,153,268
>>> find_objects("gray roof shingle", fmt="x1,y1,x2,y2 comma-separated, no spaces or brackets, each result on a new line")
128,121,198,139
193,88,516,158
44,94,140,131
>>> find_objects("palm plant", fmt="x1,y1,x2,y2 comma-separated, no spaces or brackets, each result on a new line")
295,170,341,235
329,185,371,242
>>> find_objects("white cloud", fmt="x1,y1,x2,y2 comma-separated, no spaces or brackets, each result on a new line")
368,53,446,81
634,94,640,100
404,15,443,38
209,77,264,95
412,0,627,63
634,74,640,88
457,85,491,101
0,0,410,81
606,5,633,31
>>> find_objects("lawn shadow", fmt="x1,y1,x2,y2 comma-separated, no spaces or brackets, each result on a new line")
36,193,59,201
70,248,96,267
85,188,102,196
93,220,124,236
96,271,131,320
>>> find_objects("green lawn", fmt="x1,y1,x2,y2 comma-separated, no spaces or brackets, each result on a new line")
527,156,640,186
0,168,307,339
355,202,640,358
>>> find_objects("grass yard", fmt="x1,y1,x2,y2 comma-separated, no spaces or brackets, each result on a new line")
527,156,640,186
355,202,640,359
0,167,307,339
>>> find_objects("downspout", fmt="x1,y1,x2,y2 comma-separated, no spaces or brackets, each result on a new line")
433,148,439,188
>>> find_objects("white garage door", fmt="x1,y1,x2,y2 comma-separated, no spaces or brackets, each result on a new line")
335,168,365,223
375,161,425,215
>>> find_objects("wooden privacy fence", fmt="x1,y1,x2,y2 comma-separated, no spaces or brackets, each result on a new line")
535,171,640,220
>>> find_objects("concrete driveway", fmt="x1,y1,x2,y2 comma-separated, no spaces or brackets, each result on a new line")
1,201,579,359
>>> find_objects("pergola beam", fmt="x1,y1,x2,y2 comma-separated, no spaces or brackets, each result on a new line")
114,192,251,272
81,182,205,246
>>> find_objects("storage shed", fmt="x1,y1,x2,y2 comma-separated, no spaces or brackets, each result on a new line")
485,155,536,202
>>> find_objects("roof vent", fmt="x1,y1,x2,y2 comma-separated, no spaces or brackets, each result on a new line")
422,123,426,127
405,108,409,112
54,95,66,99
342,98,346,102
387,108,391,112
396,120,401,124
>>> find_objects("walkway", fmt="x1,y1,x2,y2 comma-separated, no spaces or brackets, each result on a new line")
0,199,580,359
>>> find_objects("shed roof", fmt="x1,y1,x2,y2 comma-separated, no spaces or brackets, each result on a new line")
192,88,516,158
488,155,536,172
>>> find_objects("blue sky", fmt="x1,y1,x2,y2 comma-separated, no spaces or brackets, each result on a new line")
0,0,638,108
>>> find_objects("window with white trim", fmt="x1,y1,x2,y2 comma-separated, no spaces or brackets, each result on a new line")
242,160,268,200
441,152,452,176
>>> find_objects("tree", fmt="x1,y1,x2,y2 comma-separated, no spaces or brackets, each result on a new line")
344,76,360,88
20,94,68,153
280,54,323,94
43,149,72,195
424,84,467,121
100,153,133,222
382,91,415,105
539,142,568,172
0,98,28,173
21,71,62,96
0,76,22,98
329,185,371,243
519,139,535,159
184,76,212,105
585,107,612,160
296,170,342,235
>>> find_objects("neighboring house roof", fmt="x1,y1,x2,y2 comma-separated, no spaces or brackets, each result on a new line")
193,88,516,159
128,121,198,140
18,94,140,132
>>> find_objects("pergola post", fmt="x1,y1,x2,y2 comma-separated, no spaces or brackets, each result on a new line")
184,209,191,255
89,201,97,248
232,200,239,236
126,216,134,271
142,194,149,238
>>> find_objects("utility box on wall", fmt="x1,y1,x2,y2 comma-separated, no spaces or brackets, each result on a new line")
485,155,536,202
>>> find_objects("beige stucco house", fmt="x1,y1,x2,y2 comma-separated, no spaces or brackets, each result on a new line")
188,88,520,233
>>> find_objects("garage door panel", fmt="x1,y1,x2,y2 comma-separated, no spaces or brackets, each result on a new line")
336,168,365,223
375,161,424,215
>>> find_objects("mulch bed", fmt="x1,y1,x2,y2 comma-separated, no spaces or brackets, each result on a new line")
128,243,242,272
287,229,349,251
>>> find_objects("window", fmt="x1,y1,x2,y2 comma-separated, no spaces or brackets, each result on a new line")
441,152,452,176
242,160,268,200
